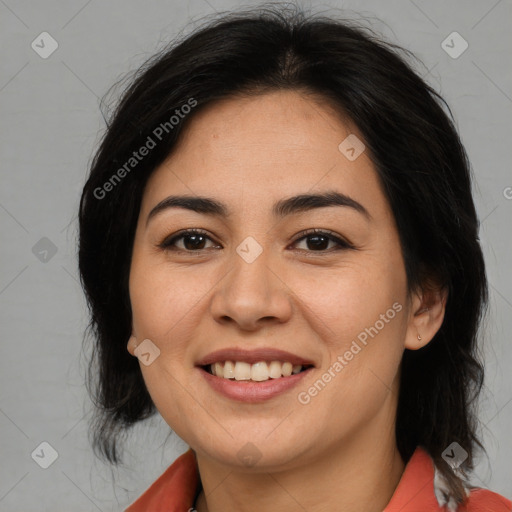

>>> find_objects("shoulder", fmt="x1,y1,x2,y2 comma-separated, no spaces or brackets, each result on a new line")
462,487,511,512
434,463,511,512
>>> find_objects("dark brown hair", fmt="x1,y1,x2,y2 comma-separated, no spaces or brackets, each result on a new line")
78,4,487,505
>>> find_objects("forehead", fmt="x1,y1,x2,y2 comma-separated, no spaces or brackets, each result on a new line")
140,90,385,219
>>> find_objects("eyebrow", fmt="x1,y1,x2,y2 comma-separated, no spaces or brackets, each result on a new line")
146,190,371,227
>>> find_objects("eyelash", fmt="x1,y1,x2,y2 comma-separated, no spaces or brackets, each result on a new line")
158,228,355,254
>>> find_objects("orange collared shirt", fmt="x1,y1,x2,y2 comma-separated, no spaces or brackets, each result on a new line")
125,446,511,511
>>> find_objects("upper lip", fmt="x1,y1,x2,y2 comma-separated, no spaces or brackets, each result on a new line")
196,347,315,367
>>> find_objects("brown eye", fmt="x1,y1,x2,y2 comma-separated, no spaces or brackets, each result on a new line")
291,229,354,252
158,228,354,254
159,229,219,252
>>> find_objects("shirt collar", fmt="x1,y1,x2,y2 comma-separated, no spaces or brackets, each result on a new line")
124,445,504,511
383,446,443,511
125,448,200,512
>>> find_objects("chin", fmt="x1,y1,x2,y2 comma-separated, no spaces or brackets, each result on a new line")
190,429,316,472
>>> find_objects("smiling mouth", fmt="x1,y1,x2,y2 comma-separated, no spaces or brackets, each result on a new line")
202,360,313,382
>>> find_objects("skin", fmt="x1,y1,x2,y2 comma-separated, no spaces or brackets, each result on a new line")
127,90,447,512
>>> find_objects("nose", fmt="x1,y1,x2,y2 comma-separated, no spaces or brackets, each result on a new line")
209,248,293,331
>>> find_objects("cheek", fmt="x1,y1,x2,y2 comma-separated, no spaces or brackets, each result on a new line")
129,256,207,342
128,259,206,432
290,260,407,397
289,259,406,344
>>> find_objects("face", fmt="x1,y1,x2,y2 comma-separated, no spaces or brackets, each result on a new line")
128,90,423,471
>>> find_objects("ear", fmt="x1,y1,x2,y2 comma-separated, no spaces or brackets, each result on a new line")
405,280,448,350
127,335,138,356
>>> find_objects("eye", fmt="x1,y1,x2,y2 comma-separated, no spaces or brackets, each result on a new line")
158,229,219,252
290,229,354,252
158,228,354,253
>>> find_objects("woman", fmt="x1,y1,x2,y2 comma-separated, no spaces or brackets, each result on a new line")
78,4,511,511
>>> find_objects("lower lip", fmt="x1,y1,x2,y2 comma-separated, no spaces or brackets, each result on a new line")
198,367,313,402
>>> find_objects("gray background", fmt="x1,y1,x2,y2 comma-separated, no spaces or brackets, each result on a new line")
0,0,511,510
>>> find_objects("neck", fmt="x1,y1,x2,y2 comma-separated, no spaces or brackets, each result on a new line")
194,397,406,512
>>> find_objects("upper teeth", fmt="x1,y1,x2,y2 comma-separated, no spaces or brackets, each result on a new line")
210,361,303,381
